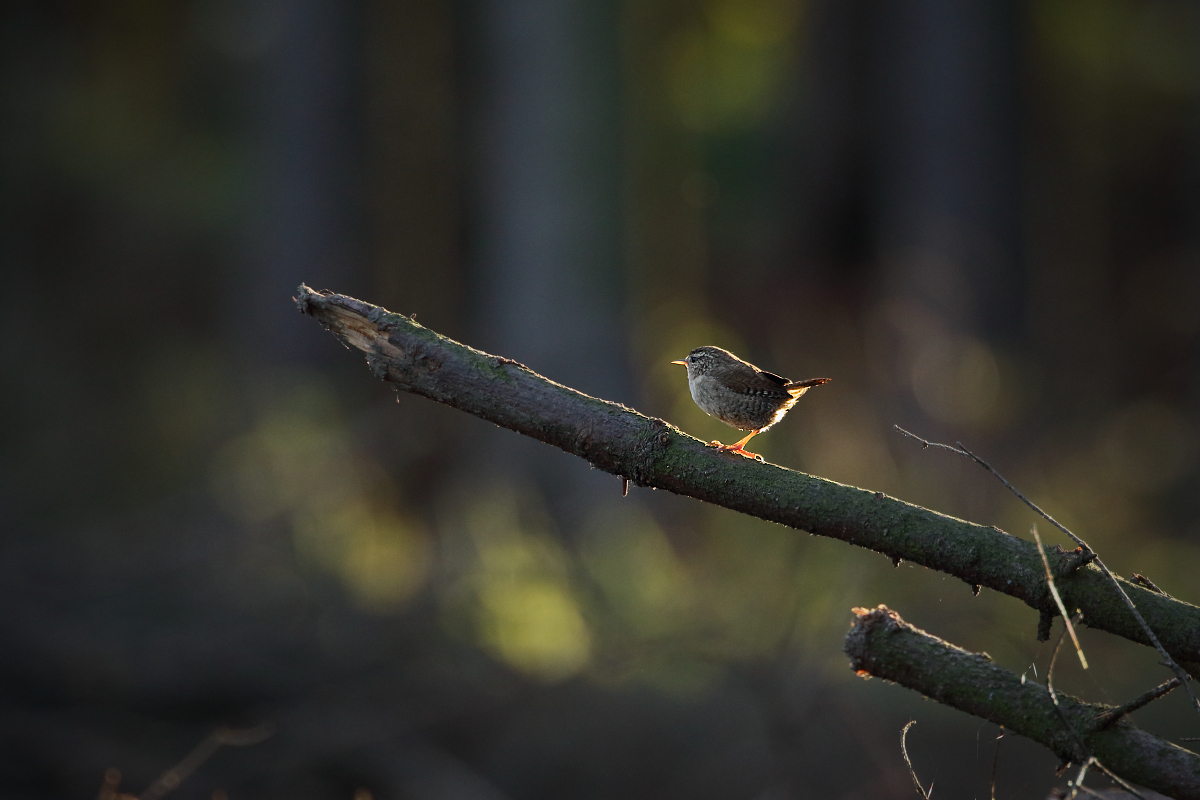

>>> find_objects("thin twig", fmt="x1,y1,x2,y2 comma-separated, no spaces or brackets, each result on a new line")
138,722,274,800
1047,612,1091,762
1093,678,1182,731
1032,524,1088,669
1076,555,1197,718
893,425,1200,720
900,721,932,799
893,426,1092,556
1046,639,1148,800
989,728,1003,800
1090,760,1148,800
1066,757,1093,800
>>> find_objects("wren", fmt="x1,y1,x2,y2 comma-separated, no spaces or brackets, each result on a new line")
672,346,830,460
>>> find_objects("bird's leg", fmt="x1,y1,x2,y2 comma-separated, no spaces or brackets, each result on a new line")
709,430,763,461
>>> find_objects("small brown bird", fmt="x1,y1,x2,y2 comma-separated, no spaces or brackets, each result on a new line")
672,346,830,460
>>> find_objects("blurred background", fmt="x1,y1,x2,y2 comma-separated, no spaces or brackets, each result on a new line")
2,0,1199,797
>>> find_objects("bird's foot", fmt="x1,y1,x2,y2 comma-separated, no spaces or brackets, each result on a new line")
708,441,764,462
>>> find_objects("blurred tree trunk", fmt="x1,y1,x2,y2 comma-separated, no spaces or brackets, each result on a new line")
237,0,365,369
364,0,463,329
788,0,875,278
872,0,1023,339
468,0,629,523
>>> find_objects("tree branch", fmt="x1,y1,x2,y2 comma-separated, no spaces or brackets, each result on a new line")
294,286,1200,672
845,606,1200,799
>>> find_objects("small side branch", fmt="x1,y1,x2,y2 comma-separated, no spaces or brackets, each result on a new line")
1094,679,1182,731
138,723,274,800
844,606,1200,799
900,721,932,799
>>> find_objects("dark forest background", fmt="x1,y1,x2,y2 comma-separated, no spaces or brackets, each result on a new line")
3,0,1199,798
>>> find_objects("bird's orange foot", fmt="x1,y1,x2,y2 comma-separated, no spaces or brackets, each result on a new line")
708,441,764,462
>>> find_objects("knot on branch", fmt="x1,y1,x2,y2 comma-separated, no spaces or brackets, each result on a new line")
1052,544,1096,578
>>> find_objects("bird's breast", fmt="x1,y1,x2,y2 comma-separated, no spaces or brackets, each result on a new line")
688,374,790,431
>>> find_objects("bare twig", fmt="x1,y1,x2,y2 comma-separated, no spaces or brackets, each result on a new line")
1067,757,1093,800
1093,678,1182,731
1090,760,1149,800
138,723,274,800
989,728,1003,800
900,721,932,799
892,426,1093,557
893,426,1200,720
1046,617,1151,800
1072,780,1108,800
1033,524,1088,669
1047,611,1091,762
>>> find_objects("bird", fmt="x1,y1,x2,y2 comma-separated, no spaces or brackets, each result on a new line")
672,346,830,460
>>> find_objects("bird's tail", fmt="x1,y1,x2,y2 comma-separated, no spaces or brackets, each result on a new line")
784,377,831,395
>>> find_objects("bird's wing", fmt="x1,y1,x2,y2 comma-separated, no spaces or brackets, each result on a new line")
757,370,789,385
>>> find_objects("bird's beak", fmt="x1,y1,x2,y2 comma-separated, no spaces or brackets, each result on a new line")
671,360,687,366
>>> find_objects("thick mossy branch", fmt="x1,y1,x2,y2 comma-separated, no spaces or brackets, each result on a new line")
845,606,1200,799
295,286,1200,670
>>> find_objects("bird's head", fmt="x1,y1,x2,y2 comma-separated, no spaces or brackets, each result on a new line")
671,346,736,377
